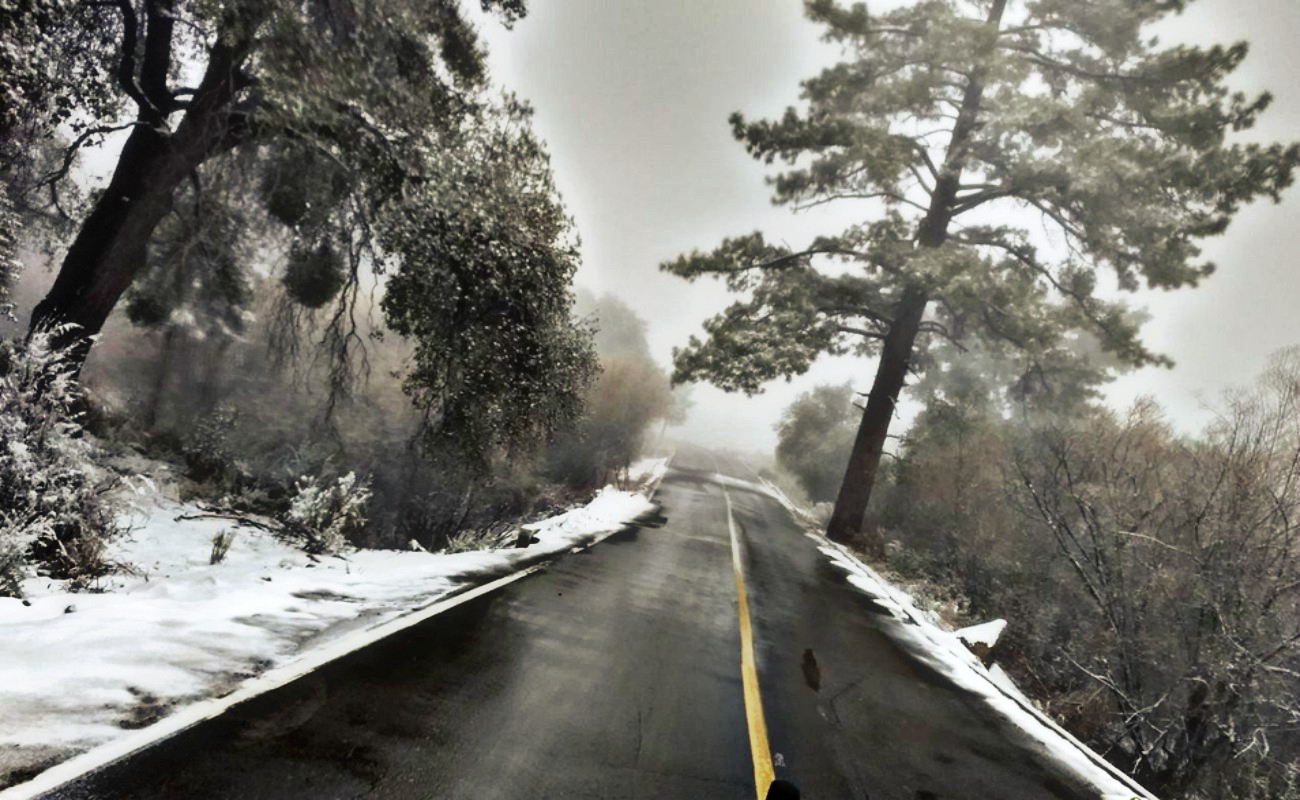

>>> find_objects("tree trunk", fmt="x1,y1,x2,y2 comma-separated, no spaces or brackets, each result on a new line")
28,32,252,369
145,325,179,430
826,286,927,550
29,125,194,364
824,0,1007,549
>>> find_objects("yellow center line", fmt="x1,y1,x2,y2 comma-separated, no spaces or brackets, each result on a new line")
721,478,776,799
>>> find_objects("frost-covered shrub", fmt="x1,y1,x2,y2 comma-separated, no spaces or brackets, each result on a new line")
182,405,242,484
441,522,517,554
0,330,119,595
0,191,19,321
285,472,371,554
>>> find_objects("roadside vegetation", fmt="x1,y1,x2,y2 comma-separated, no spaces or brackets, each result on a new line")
668,2,1300,793
0,1,675,596
4,1,1299,797
0,329,120,596
771,347,1300,799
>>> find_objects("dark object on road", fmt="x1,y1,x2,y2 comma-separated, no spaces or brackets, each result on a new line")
767,778,801,799
801,648,821,692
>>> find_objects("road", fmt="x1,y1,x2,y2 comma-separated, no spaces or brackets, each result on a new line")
42,447,1117,800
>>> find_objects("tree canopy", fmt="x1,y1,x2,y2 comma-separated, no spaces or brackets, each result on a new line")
9,0,597,465
664,0,1299,545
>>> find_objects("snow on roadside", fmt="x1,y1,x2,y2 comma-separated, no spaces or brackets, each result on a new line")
955,618,1006,651
0,479,658,790
628,455,669,489
748,473,1155,800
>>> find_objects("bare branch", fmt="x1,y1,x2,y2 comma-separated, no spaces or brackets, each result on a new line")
32,122,144,190
837,325,886,340
98,0,153,114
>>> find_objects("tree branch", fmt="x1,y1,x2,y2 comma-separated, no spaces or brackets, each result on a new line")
33,122,144,190
917,320,968,352
951,186,1015,215
837,325,886,340
698,246,874,276
816,303,894,328
102,0,150,112
140,0,178,114
792,190,930,215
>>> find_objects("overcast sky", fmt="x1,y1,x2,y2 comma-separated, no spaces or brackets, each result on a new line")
474,0,1300,452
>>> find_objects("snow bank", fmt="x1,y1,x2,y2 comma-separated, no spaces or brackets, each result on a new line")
628,455,669,489
955,618,1006,651
0,481,658,792
748,472,1154,800
524,485,657,547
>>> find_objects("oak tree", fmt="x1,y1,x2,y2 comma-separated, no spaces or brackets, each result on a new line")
24,0,522,352
14,0,597,463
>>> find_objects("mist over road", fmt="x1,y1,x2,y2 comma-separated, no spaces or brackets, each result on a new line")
41,448,1112,800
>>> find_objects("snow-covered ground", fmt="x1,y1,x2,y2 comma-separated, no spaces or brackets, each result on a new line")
0,457,667,792
744,472,1155,800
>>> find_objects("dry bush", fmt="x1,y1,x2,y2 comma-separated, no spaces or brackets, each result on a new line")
885,350,1300,799
543,292,672,490
545,356,672,489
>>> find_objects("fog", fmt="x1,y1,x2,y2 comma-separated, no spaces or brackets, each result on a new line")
474,0,1300,452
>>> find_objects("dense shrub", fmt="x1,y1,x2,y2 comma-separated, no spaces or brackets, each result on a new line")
0,330,119,595
285,471,372,554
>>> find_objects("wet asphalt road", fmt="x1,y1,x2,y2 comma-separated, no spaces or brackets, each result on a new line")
42,447,1113,800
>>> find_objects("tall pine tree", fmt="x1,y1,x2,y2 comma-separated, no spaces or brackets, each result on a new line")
664,0,1298,550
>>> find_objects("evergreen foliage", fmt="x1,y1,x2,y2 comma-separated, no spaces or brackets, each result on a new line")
664,0,1299,541
379,101,598,468
13,0,596,466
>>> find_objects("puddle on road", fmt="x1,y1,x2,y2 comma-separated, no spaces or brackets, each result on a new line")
634,510,669,529
801,648,822,692
600,510,669,547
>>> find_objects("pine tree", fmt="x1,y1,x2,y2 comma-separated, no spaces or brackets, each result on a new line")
664,0,1299,550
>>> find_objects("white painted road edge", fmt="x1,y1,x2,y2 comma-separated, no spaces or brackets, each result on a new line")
811,533,1155,800
0,458,673,800
745,469,1156,800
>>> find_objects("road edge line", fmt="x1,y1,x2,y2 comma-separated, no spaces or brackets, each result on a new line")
2,458,676,800
720,461,1151,799
0,564,545,800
